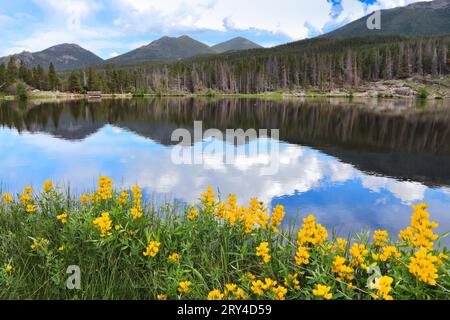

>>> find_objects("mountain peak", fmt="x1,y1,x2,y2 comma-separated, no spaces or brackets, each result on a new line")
212,37,263,53
0,43,104,70
107,35,215,65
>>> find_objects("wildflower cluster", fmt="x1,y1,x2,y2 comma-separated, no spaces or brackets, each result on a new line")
93,212,113,237
195,187,286,236
256,242,271,263
129,186,143,220
312,284,332,300
0,179,449,300
295,215,328,266
143,241,161,258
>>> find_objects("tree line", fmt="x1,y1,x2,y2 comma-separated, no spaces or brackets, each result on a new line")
1,35,449,95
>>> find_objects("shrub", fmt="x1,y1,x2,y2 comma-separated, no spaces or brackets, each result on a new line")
16,82,28,101
417,88,430,99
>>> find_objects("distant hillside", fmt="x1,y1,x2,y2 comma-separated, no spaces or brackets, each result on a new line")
212,37,263,53
323,0,450,39
0,44,104,71
106,36,216,65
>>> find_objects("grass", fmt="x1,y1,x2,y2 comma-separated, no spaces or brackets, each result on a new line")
0,178,449,300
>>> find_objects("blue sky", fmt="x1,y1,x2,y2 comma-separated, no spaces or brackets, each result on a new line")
0,0,430,59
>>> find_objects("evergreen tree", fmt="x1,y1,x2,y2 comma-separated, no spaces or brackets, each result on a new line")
0,64,6,91
6,56,18,85
18,60,31,83
87,67,101,91
48,63,59,91
67,71,81,93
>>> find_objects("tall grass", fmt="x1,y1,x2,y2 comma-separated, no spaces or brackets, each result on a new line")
0,178,449,300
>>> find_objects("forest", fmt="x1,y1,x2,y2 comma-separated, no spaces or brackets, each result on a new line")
1,35,449,95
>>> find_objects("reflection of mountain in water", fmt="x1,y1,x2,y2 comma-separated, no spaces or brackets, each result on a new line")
1,98,450,187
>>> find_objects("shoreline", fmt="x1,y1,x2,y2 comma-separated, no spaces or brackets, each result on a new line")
1,78,450,102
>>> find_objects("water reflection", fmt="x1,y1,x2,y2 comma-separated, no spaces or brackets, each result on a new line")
1,98,450,243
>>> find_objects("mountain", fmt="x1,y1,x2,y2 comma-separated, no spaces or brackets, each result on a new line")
0,44,104,71
106,35,216,65
212,37,263,53
323,0,450,39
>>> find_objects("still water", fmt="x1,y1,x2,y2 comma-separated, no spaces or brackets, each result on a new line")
1,97,450,243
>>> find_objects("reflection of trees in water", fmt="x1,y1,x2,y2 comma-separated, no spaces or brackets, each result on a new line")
2,98,450,186
1,98,450,154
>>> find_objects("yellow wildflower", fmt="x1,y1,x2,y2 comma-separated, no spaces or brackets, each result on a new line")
234,288,248,300
43,180,53,193
409,247,439,286
249,198,270,229
379,246,401,262
269,205,286,233
96,176,113,201
93,212,113,237
376,276,394,300
256,242,271,263
284,274,300,290
21,187,33,204
157,294,168,300
373,230,389,247
168,252,180,263
208,289,224,300
26,204,36,214
225,283,237,294
130,206,143,220
332,256,354,282
130,185,143,220
262,278,277,291
143,241,161,257
2,193,13,203
295,246,310,265
178,281,192,294
81,194,89,204
200,186,216,207
58,245,65,252
399,203,438,250
272,285,288,300
187,208,198,221
117,190,129,205
312,284,333,300
30,238,49,250
56,213,68,224
5,264,13,273
251,280,265,296
349,243,369,269
297,215,328,246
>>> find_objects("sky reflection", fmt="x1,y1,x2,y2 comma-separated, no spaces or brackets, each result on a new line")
1,124,449,244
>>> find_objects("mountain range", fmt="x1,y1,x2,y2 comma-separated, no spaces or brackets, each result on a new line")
105,35,261,65
1,0,449,71
0,36,262,70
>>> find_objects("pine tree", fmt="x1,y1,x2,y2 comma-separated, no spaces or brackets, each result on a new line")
0,64,6,91
68,71,81,93
48,63,59,91
6,56,18,85
87,67,101,91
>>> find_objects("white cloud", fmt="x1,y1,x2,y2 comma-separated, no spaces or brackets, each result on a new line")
1,0,433,58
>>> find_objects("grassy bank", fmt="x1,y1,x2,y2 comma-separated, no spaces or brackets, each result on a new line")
0,178,449,300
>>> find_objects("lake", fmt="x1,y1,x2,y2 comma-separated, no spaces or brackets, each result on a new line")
1,97,450,244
